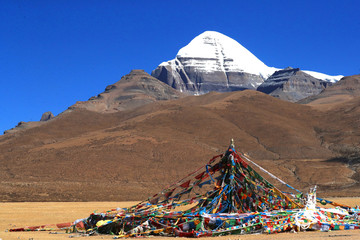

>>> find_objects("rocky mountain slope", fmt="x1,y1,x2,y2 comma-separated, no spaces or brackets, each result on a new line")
152,31,342,95
257,67,332,102
1,86,360,201
299,75,360,109
70,69,184,112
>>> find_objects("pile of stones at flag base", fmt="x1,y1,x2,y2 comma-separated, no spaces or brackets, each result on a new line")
9,143,360,237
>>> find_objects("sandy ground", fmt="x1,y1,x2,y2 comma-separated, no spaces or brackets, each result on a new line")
1,199,360,240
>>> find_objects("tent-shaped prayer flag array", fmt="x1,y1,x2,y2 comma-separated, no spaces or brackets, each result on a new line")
9,140,360,237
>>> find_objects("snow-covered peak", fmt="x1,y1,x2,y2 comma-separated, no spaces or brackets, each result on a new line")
156,31,343,85
176,31,277,79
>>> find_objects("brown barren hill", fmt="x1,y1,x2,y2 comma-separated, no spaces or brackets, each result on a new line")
1,75,360,201
299,74,360,110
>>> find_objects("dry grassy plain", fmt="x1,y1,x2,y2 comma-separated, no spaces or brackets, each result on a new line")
1,199,360,240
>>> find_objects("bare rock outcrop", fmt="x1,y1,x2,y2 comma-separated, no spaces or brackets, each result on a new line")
40,111,54,121
257,67,332,102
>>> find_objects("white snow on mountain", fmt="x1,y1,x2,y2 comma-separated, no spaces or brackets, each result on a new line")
303,70,343,83
175,31,277,79
159,31,343,83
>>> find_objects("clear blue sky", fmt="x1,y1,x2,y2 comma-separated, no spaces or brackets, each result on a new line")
1,0,359,134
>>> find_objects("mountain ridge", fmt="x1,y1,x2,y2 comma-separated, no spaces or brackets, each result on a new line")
3,70,184,135
69,69,184,113
257,67,332,102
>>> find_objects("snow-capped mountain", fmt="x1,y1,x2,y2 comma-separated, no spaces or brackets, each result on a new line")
175,31,277,79
152,31,342,95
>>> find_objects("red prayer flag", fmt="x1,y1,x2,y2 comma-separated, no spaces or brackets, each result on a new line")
165,188,176,198
180,180,191,188
195,171,205,179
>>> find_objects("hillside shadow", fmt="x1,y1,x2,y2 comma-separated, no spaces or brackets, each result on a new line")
325,156,360,165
